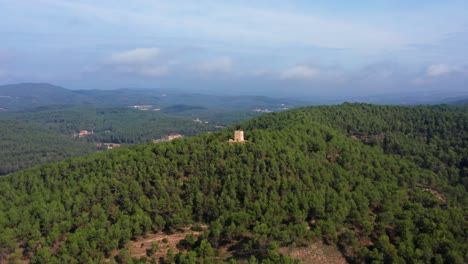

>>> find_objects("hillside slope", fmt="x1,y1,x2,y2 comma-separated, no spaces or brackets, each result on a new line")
0,106,216,175
0,120,95,175
7,106,215,144
0,104,466,263
0,83,89,110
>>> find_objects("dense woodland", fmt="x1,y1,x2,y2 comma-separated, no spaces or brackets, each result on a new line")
7,106,216,144
0,120,95,175
0,107,218,175
0,103,466,263
0,83,298,175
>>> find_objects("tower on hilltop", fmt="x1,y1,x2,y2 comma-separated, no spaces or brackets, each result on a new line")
229,130,247,143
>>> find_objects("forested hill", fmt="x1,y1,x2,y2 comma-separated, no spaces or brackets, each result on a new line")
0,83,89,110
0,120,95,175
0,107,216,175
0,104,467,263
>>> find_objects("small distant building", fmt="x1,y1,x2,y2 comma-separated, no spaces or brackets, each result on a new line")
253,108,273,113
96,143,121,150
167,134,183,141
78,130,93,137
131,105,154,111
229,130,247,143
153,134,184,143
194,118,202,123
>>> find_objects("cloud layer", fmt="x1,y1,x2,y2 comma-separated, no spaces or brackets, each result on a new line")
0,1,467,97
105,48,169,77
110,48,161,65
425,64,463,77
280,66,320,80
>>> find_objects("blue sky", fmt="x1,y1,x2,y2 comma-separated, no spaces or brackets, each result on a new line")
0,0,467,98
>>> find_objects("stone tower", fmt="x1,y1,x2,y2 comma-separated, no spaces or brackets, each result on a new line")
234,130,244,142
229,130,246,143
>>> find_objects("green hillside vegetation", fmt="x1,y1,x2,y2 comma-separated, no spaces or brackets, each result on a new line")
0,120,94,175
0,106,217,175
156,94,295,123
7,106,215,144
0,83,164,110
0,104,466,263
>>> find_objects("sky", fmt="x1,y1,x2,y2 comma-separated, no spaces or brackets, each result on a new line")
0,0,467,99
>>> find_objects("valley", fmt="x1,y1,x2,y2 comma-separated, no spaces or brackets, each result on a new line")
0,83,303,175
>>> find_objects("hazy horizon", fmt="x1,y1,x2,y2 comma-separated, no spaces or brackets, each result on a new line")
1,1,467,99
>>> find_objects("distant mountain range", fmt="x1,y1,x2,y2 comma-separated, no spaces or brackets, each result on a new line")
0,83,305,112
0,83,88,109
0,83,161,111
1,83,467,113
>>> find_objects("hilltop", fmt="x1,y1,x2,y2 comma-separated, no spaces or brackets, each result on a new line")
0,103,466,263
0,83,88,110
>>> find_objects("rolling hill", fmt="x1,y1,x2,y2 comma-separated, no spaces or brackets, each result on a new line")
0,83,305,114
0,103,466,263
0,83,88,110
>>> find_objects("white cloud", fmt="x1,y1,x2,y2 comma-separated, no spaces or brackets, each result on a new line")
112,65,169,77
24,1,416,50
104,47,169,77
110,48,160,65
192,57,233,74
279,65,320,80
425,64,462,77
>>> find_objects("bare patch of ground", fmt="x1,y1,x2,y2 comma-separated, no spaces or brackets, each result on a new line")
129,225,207,261
423,188,447,204
350,133,385,145
279,242,347,264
